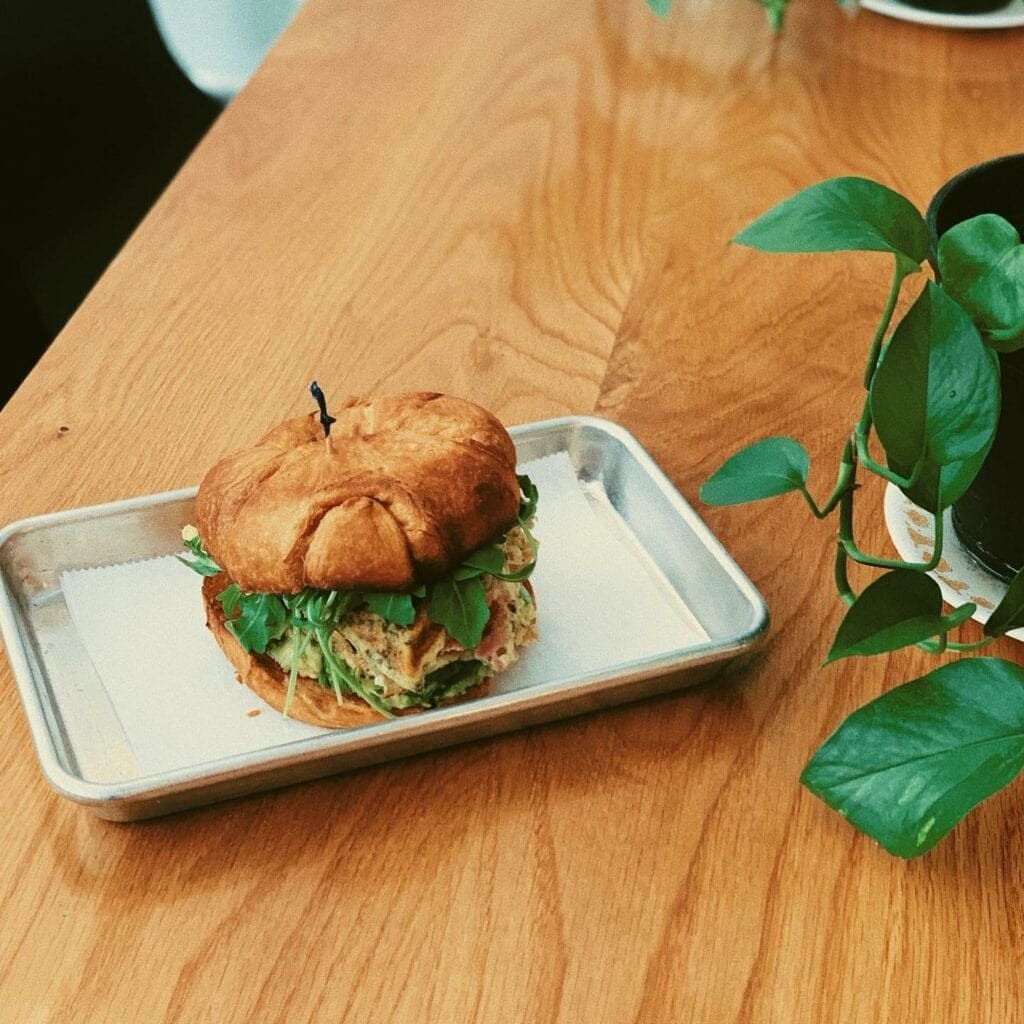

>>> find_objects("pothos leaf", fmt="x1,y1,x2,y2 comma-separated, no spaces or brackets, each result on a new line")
870,281,1000,512
428,575,489,649
938,214,1024,350
758,0,789,30
733,177,929,265
644,0,672,16
801,658,1024,857
363,591,417,627
700,436,809,506
826,569,975,662
983,566,1024,638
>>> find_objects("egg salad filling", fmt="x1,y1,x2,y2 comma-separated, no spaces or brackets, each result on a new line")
267,527,537,708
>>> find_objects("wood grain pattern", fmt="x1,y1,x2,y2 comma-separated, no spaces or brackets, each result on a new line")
2,0,1024,1020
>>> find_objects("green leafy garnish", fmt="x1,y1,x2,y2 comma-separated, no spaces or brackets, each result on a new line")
283,630,312,717
517,473,538,522
363,592,417,627
423,475,538,644
176,532,221,577
429,575,489,649
456,545,506,579
218,584,288,655
316,629,393,717
382,660,490,709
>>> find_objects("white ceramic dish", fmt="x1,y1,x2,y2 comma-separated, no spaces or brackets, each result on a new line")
860,0,1024,30
883,482,1022,641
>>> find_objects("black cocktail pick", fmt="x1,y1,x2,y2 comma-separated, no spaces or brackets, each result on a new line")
310,380,337,453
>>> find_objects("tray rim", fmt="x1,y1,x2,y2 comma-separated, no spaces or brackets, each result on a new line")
0,414,769,810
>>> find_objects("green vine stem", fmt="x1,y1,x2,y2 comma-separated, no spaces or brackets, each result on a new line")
839,500,943,572
853,433,921,490
861,260,912,389
946,637,996,653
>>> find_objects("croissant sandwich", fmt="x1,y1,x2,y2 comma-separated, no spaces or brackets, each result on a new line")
180,391,538,727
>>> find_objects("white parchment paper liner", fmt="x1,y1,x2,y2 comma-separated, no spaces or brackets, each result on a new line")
61,453,707,777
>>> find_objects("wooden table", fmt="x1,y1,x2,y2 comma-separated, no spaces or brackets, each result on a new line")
2,1,1022,1019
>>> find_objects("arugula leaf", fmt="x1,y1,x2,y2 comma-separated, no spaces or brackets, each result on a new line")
802,658,1024,857
456,545,506,580
453,525,538,585
487,562,536,584
382,660,490,709
314,627,394,717
826,570,975,662
429,575,489,648
217,587,288,654
517,473,539,522
428,659,490,702
283,630,312,717
177,533,221,577
700,436,809,506
218,582,242,617
284,588,360,631
483,524,540,581
363,591,417,627
501,520,540,582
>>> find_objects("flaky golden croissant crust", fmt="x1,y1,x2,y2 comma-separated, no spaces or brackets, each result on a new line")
194,392,520,593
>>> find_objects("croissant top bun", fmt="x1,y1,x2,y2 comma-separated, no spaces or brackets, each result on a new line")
194,392,520,594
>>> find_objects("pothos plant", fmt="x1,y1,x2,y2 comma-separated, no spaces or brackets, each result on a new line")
701,176,1024,857
644,0,856,31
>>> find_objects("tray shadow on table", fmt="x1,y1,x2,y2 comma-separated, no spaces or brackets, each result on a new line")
41,660,761,903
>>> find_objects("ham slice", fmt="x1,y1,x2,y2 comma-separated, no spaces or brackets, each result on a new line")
475,598,512,670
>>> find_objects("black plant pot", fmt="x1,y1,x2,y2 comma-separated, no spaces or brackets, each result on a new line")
926,154,1024,582
900,0,1011,12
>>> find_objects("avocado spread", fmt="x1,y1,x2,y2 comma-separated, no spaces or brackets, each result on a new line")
267,628,324,679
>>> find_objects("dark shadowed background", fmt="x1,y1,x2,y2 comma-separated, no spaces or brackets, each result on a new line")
1,1,220,406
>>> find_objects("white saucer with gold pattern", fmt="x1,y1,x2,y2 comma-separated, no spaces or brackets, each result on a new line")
861,0,1024,30
883,482,1022,641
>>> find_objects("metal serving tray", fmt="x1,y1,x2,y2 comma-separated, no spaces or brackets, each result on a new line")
0,416,768,820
